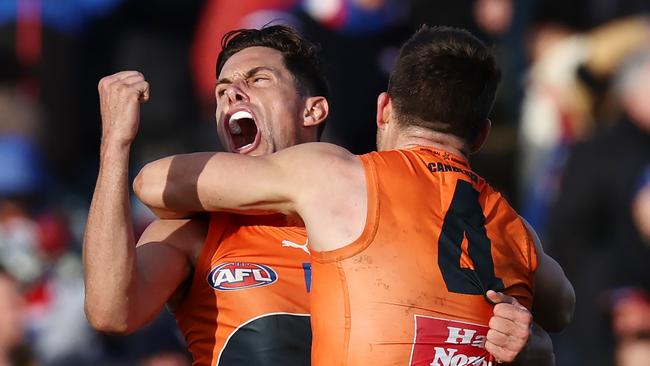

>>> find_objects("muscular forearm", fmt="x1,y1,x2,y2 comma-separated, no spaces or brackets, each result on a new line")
84,71,190,333
135,149,300,217
83,142,140,333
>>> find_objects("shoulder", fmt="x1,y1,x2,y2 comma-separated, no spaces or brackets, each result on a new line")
270,142,362,181
517,216,542,269
272,142,357,163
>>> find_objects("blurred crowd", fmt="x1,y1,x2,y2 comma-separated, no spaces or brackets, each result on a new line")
0,0,649,365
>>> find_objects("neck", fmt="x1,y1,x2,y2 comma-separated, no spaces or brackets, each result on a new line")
388,127,470,159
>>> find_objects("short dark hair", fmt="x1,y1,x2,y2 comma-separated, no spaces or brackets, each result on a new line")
388,25,501,144
216,25,329,138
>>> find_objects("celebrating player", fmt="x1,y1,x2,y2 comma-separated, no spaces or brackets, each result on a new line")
134,25,574,365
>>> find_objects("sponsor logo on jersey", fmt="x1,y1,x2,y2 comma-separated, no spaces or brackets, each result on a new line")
409,315,493,366
207,262,278,291
281,239,310,254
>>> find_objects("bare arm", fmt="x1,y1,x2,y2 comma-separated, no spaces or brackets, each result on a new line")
134,143,366,252
482,219,573,363
132,219,205,324
523,218,576,332
133,150,295,216
83,71,203,333
83,139,140,333
85,218,203,334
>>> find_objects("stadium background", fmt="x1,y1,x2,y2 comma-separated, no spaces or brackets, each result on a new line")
0,0,649,365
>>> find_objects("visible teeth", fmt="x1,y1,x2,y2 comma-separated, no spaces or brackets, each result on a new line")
228,119,242,134
231,111,252,121
228,111,253,135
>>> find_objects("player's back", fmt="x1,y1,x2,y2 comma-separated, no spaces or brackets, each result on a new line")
310,147,536,366
173,213,312,366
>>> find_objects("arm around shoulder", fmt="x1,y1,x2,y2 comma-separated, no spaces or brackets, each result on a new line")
135,143,357,218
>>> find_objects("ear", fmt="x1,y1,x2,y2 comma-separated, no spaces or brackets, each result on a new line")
303,96,329,127
376,92,392,130
470,119,491,153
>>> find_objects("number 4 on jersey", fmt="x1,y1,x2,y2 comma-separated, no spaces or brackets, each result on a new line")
438,180,504,295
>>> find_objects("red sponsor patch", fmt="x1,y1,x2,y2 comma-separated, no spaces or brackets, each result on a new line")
409,315,494,366
207,262,278,291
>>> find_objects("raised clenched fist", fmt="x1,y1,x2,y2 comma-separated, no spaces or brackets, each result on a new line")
98,71,150,148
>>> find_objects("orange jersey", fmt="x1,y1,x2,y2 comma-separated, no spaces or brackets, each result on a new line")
172,213,312,366
310,147,537,366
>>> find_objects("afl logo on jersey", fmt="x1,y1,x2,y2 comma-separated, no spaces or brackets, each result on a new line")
207,262,278,291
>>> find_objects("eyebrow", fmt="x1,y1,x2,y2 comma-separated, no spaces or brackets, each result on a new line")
216,66,277,87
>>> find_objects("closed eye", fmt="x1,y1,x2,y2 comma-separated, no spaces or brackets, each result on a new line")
251,75,270,84
216,85,227,97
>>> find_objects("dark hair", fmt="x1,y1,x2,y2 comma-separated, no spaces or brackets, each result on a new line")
216,25,329,138
388,25,501,144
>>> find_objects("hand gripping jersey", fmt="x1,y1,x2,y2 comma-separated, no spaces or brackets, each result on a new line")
172,213,312,366
310,147,537,366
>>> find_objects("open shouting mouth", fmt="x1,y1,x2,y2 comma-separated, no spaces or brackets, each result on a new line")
226,109,261,154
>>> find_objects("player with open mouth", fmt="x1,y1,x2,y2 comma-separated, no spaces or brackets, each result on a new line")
224,109,261,154
214,49,325,157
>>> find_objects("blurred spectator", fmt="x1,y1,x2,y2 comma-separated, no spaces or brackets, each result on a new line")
531,0,650,32
518,16,650,230
0,48,44,199
0,43,97,363
0,55,40,139
0,0,125,192
0,268,34,366
301,0,405,36
609,288,650,340
620,168,650,366
0,198,43,286
608,288,650,366
473,0,513,37
0,138,46,286
546,48,650,365
0,198,187,363
617,339,650,366
24,228,96,365
0,193,100,365
0,0,123,33
0,136,45,200
632,167,650,244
